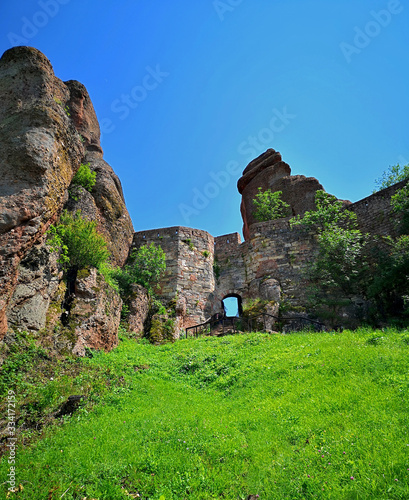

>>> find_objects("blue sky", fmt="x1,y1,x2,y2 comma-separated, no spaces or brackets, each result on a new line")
1,1,408,238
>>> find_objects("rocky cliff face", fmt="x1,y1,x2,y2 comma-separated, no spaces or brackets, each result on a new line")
64,80,134,267
0,46,134,349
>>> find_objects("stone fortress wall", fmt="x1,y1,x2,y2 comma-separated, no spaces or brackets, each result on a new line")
1,47,403,349
134,149,404,332
348,180,405,237
132,226,215,327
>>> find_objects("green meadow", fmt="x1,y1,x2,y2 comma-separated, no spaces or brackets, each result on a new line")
1,329,409,499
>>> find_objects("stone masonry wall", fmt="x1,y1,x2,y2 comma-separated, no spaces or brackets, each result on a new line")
213,220,318,312
132,226,215,329
213,233,246,312
348,181,405,237
131,178,406,333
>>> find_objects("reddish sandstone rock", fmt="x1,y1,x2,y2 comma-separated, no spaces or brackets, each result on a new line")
128,284,150,335
238,148,324,240
65,81,134,266
71,268,121,356
65,80,102,154
0,46,84,337
0,46,134,340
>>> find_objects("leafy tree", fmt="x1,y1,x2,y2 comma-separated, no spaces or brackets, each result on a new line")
292,188,409,325
290,190,357,231
373,163,409,192
47,210,109,271
366,236,409,322
290,191,369,326
252,188,290,222
391,183,409,213
113,243,166,297
71,163,96,192
312,227,369,296
391,181,409,234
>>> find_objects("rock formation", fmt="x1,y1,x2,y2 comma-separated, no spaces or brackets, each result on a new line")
0,47,82,337
70,268,122,356
0,46,133,348
0,47,403,346
237,148,324,240
64,79,134,267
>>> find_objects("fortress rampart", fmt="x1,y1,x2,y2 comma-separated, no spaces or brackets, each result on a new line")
132,156,404,333
132,226,215,327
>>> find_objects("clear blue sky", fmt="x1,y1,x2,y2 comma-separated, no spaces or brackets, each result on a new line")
1,1,408,238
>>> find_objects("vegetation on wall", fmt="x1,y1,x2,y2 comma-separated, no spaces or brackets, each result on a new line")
391,180,409,233
70,162,96,192
290,191,367,326
252,187,290,222
373,162,409,192
213,256,221,282
47,210,109,273
291,186,409,327
291,191,357,231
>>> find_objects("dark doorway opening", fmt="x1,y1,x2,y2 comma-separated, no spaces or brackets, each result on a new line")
222,294,243,317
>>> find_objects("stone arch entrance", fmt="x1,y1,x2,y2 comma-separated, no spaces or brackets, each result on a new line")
222,293,243,317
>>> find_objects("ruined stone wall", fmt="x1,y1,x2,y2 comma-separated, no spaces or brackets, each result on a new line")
131,177,406,333
245,220,317,307
213,233,247,312
213,221,317,312
132,226,215,328
348,181,405,237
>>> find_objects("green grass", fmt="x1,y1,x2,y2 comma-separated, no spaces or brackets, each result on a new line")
1,329,409,499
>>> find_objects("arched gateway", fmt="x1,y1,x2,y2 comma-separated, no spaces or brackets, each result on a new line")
222,293,243,317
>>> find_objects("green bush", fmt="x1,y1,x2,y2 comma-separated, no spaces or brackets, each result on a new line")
291,189,409,325
290,191,369,326
98,261,120,291
47,210,110,271
290,190,358,231
113,243,166,298
71,163,96,192
391,181,409,233
373,163,409,192
252,188,290,222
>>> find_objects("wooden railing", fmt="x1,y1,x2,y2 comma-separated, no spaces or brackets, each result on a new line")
184,313,324,338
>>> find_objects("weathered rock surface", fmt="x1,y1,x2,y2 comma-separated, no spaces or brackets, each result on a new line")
6,240,62,332
0,46,84,336
149,312,177,344
70,268,121,356
238,148,324,240
64,80,134,266
0,46,134,341
128,284,150,335
65,80,102,154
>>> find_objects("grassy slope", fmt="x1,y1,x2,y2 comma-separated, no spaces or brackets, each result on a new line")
1,329,409,499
